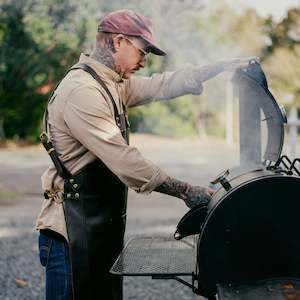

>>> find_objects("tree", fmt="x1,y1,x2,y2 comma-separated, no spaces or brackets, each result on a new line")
0,0,97,140
263,7,300,108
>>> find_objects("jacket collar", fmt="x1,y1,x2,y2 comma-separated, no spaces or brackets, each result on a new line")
77,53,123,83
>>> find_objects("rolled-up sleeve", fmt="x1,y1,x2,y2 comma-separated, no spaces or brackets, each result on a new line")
124,66,203,107
63,84,168,193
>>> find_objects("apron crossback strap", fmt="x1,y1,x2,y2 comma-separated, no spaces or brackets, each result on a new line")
71,64,122,126
69,63,129,138
40,63,129,181
40,131,73,180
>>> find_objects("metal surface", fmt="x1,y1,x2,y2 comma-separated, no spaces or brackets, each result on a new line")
197,173,300,298
110,236,195,276
174,205,207,240
233,62,286,164
210,169,231,191
217,278,300,300
238,70,262,164
174,166,269,241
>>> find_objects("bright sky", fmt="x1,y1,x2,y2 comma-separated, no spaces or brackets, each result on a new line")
236,0,300,20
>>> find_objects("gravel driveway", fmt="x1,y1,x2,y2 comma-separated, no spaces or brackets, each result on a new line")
0,135,239,300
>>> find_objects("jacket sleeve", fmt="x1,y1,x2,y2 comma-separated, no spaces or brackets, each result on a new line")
63,84,168,194
124,66,204,107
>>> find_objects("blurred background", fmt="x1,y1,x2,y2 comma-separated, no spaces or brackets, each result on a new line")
1,0,300,299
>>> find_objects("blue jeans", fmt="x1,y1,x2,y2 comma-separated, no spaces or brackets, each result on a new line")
38,231,72,300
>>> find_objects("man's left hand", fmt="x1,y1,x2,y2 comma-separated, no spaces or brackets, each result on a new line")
220,56,260,72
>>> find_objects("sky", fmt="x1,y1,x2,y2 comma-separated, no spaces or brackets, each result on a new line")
235,0,300,20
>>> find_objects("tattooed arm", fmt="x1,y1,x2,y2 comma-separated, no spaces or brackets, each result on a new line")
154,176,213,209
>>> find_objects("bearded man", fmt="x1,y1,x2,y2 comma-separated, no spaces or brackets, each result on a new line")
36,9,258,300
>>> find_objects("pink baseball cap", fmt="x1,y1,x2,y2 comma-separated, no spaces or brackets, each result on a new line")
98,9,166,56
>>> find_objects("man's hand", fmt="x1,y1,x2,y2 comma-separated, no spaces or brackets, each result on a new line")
154,176,214,209
184,185,213,209
192,56,260,83
220,56,260,72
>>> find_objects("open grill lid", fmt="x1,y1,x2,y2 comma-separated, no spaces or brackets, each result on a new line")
233,61,287,164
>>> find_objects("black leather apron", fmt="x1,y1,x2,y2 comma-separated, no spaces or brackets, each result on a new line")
41,64,129,300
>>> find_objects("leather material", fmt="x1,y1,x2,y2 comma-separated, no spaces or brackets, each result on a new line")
63,159,128,300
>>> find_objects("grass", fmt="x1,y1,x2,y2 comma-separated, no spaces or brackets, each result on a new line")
0,190,22,205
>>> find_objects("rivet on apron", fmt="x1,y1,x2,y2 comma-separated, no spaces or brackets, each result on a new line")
67,193,72,198
73,184,78,189
74,193,80,199
69,179,75,183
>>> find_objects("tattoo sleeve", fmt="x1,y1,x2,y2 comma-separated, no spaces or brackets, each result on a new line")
154,176,191,201
154,176,211,208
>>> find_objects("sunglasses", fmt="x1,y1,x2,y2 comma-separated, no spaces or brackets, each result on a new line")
123,37,148,58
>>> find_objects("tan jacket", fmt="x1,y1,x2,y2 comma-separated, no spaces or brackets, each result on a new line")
36,54,203,240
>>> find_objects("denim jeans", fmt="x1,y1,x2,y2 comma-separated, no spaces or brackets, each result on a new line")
38,231,72,300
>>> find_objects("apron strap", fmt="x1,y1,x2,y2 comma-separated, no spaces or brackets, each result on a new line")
71,64,121,125
71,63,130,141
40,132,73,180
40,63,129,181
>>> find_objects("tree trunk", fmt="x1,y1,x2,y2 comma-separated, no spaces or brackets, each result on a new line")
0,117,6,140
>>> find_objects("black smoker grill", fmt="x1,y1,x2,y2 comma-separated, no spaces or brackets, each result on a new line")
111,62,300,299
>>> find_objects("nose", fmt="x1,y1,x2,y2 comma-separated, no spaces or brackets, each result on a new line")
139,57,146,68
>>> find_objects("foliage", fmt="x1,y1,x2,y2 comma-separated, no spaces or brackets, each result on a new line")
194,4,266,60
129,96,199,137
263,46,300,108
0,0,97,140
264,8,300,55
263,8,300,108
2,0,300,141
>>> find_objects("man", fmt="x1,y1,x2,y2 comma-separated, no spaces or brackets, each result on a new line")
36,9,257,300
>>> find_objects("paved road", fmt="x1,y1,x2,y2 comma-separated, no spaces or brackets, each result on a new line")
0,135,240,300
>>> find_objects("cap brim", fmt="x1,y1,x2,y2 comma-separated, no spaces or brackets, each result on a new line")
141,37,167,56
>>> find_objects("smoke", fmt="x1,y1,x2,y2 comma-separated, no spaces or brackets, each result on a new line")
98,0,264,68
90,0,276,157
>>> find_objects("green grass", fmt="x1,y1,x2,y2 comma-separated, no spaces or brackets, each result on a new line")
0,190,21,205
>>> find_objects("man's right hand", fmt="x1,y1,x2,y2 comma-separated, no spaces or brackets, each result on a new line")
184,185,213,209
154,176,214,209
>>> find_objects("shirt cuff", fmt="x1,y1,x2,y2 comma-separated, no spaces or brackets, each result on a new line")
133,168,169,194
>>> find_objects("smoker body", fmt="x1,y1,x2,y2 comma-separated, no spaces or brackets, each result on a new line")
176,166,300,298
110,62,300,299
112,162,300,299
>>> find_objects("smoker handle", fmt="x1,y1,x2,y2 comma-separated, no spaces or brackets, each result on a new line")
210,169,232,191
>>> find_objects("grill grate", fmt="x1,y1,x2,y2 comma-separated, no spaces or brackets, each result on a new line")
271,155,300,176
110,236,196,276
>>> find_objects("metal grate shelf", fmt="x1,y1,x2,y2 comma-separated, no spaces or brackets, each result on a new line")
110,236,196,277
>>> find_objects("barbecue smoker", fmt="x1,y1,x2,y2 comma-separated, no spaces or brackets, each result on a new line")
111,62,300,299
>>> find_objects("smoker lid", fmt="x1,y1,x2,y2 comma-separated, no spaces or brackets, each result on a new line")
233,61,287,163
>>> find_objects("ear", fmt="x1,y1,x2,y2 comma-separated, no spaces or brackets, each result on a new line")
113,34,124,51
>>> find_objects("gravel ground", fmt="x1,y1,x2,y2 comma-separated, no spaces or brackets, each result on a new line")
0,135,241,300
0,218,199,300
0,199,201,300
0,219,42,300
